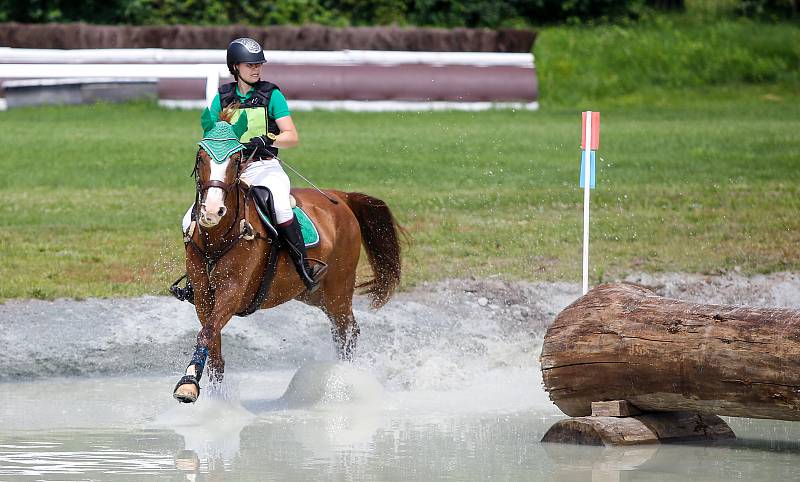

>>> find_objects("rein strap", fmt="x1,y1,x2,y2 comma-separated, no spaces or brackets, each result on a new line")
201,179,236,193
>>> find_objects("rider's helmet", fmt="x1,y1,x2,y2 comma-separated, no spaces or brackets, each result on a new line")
226,38,267,78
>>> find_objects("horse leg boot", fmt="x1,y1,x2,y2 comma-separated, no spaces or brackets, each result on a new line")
277,217,328,293
174,345,208,403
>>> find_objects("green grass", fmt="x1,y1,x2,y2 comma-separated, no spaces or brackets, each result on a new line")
535,16,800,106
1,82,798,299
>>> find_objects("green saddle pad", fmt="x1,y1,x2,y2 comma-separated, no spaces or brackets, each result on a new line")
258,206,320,248
294,206,320,248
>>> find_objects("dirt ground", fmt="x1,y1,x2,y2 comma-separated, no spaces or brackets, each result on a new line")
420,271,800,334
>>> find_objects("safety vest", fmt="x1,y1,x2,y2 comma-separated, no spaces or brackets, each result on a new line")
219,81,281,158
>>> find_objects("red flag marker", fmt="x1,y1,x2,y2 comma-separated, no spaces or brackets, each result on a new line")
581,111,600,150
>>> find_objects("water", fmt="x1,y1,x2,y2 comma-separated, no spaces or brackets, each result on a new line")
2,277,800,480
3,374,800,480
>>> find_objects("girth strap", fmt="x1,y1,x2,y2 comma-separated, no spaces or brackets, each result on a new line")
236,237,282,317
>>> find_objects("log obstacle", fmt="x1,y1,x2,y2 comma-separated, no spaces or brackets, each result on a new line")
539,283,800,445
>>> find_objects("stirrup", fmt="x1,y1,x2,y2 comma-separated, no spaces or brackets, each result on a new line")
304,260,328,293
169,274,194,303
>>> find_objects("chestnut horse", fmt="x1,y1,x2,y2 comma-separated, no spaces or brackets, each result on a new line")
173,110,403,403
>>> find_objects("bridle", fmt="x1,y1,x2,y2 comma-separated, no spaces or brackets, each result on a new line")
187,148,265,274
193,143,244,195
185,144,287,316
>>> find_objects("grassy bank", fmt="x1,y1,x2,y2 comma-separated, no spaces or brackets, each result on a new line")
535,16,800,106
1,83,798,299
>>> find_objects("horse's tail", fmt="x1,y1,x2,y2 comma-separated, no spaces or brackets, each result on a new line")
343,192,406,309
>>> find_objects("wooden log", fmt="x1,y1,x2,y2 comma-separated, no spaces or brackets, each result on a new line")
540,283,800,420
591,400,641,417
541,412,734,446
542,416,659,446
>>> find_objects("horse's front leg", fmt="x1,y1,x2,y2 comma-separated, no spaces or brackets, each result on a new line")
173,295,237,402
173,259,215,403
173,260,242,402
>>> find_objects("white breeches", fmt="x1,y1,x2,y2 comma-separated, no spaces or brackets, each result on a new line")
182,159,294,232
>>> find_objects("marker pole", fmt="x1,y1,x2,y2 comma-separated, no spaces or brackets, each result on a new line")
582,112,593,295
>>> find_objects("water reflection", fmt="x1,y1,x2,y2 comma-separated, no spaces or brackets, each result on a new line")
0,430,181,478
542,425,800,482
4,414,800,480
154,395,253,463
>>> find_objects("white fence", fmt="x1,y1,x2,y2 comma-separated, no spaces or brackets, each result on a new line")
0,48,538,111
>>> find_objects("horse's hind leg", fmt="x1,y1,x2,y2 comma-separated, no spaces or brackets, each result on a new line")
323,301,360,361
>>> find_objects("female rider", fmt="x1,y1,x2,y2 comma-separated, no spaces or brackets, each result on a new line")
171,37,326,302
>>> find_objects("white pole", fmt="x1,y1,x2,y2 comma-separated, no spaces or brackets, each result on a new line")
582,112,592,295
205,66,220,106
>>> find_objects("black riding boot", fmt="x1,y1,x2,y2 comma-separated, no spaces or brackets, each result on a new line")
277,217,327,293
169,275,195,303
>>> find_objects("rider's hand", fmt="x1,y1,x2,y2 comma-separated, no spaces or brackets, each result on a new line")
244,134,277,158
244,136,267,152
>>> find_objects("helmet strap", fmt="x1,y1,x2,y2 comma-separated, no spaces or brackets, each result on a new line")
232,65,259,87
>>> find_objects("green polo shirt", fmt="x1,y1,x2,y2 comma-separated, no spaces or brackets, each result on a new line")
206,85,290,141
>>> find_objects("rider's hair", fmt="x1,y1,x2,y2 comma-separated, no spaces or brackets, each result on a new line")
219,101,240,124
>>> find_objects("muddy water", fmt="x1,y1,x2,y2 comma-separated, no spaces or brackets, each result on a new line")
2,274,800,480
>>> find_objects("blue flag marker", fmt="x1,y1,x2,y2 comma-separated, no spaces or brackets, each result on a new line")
579,150,596,189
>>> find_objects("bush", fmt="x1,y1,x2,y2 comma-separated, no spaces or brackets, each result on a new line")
0,0,655,28
737,0,798,20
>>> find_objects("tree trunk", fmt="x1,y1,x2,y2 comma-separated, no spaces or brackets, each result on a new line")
540,283,800,420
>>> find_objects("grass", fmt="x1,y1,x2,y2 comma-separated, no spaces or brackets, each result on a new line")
534,16,800,107
1,82,798,300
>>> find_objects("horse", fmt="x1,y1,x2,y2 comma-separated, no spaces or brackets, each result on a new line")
172,106,404,403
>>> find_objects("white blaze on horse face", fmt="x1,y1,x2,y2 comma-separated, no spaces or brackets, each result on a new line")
199,157,231,227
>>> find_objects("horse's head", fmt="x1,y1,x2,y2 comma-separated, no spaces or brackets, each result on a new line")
194,105,248,228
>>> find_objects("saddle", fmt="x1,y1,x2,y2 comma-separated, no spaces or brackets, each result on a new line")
234,186,324,316
249,186,320,248
172,188,322,316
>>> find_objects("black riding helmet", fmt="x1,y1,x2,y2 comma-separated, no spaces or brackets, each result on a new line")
226,38,267,79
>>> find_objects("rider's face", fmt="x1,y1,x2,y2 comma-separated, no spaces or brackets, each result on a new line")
237,63,262,83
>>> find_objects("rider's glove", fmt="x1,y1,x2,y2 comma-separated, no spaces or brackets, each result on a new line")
244,134,277,159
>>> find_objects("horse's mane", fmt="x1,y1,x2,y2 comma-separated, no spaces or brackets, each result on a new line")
219,101,240,124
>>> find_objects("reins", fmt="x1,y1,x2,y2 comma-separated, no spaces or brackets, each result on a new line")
186,146,284,317
188,148,267,276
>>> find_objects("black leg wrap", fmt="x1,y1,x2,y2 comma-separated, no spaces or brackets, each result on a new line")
189,345,208,380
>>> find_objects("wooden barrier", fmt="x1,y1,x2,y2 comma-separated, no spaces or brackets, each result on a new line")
539,283,800,445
